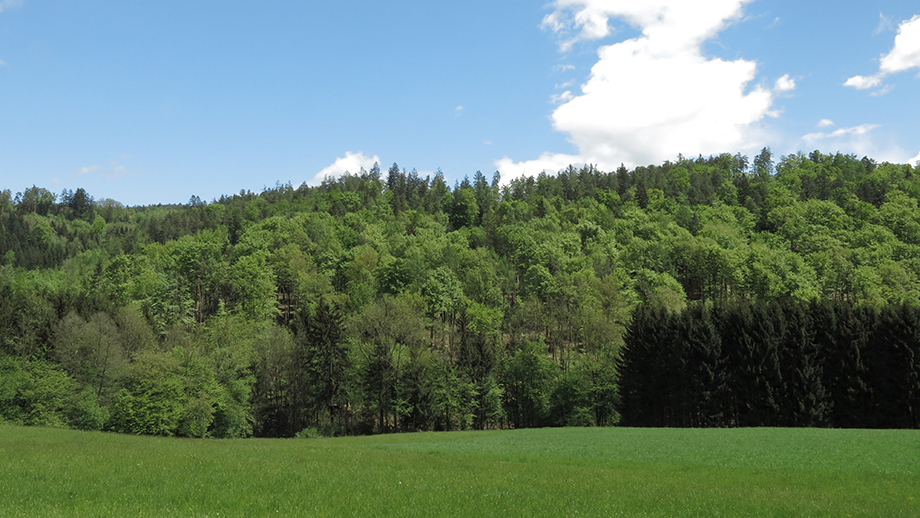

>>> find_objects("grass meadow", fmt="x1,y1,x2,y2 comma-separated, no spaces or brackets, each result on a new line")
1,425,918,517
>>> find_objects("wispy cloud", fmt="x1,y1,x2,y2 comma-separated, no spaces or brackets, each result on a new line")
0,0,22,14
870,84,894,97
72,159,134,181
800,124,916,164
875,13,896,35
802,124,880,143
550,91,574,104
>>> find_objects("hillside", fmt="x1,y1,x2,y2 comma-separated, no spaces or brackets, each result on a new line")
2,150,920,436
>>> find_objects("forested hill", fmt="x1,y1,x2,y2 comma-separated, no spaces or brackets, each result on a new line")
2,149,919,436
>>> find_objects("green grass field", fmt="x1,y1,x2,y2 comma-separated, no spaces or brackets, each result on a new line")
1,425,918,517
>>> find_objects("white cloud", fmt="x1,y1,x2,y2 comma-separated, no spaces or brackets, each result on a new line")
500,0,784,183
800,124,916,164
802,124,880,144
846,15,920,92
542,3,617,51
880,15,920,74
844,74,883,90
910,150,920,166
495,152,583,181
817,119,835,128
455,105,464,115
542,0,749,50
774,74,796,93
308,151,380,186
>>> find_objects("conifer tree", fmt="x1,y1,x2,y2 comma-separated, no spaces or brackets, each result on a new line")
295,299,351,434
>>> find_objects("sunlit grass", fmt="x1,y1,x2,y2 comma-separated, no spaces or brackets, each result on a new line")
1,425,918,517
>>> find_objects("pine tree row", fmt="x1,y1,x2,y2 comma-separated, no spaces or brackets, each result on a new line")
618,302,920,428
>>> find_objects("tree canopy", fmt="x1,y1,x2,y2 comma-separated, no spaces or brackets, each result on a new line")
2,150,920,435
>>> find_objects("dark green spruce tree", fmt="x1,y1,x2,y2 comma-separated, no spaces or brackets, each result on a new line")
295,299,351,435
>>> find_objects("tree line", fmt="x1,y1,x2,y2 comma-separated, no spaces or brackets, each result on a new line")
2,148,920,435
619,301,920,429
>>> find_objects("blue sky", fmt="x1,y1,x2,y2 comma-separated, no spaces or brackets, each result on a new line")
0,0,919,206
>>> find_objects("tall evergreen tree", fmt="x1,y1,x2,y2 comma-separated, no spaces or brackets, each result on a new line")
778,303,829,427
680,305,726,427
295,299,351,434
819,302,873,428
618,305,680,427
867,305,920,428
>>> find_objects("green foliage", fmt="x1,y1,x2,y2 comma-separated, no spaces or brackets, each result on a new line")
450,187,479,229
5,150,920,436
502,342,558,428
0,357,103,428
107,352,186,436
294,299,351,433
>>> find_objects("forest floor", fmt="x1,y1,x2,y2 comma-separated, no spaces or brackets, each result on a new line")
1,425,918,517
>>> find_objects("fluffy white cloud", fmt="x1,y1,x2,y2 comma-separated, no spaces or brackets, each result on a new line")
499,0,784,183
308,151,380,186
495,152,583,182
910,150,920,166
880,15,920,73
817,119,835,128
543,0,748,50
774,74,796,93
846,15,920,91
